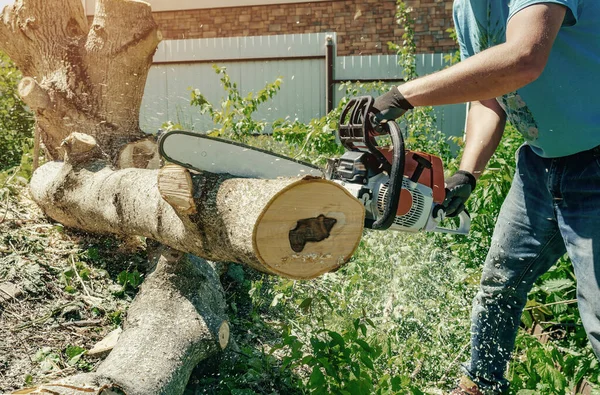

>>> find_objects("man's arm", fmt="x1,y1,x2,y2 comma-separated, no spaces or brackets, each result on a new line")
437,99,506,216
460,99,507,180
398,3,567,106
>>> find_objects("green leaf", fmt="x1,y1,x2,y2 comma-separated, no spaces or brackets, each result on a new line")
117,270,128,286
355,339,371,353
328,331,345,348
64,285,77,294
359,323,367,337
540,278,574,293
127,270,142,289
309,367,326,388
360,354,374,370
65,345,86,360
299,297,313,312
521,310,534,328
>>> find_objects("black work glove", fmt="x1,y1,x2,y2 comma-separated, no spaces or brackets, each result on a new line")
442,170,476,217
372,86,414,125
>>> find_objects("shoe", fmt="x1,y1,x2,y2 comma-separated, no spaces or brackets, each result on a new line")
449,376,484,395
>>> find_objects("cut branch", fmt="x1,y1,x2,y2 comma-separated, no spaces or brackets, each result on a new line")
18,77,51,112
118,137,160,169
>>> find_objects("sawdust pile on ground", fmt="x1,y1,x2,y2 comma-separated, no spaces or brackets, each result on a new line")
0,184,141,392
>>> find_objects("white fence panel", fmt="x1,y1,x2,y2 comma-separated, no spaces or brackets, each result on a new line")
335,53,451,80
140,33,466,142
334,53,465,140
141,59,325,133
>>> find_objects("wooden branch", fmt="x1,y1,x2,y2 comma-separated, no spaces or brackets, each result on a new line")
60,132,103,164
30,162,365,279
118,137,161,169
18,77,51,112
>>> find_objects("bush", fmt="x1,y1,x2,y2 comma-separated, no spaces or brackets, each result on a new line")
0,51,34,171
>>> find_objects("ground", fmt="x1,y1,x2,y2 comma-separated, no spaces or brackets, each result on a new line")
0,180,142,392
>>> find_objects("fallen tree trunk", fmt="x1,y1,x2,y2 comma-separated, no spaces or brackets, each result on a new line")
11,247,230,395
30,160,364,279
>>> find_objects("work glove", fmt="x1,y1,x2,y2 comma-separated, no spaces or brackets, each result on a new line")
442,170,476,217
371,86,414,126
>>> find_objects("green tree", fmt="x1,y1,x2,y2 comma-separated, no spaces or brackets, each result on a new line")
0,51,34,170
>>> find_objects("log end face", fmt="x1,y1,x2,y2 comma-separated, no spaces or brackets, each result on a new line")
18,77,51,111
119,138,160,170
218,321,230,350
253,179,365,279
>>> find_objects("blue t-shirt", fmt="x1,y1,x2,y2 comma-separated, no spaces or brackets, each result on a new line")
453,0,600,158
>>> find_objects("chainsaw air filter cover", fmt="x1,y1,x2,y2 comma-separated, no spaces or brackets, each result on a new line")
375,178,434,232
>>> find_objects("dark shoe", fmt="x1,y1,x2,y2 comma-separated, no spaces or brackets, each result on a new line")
449,376,484,395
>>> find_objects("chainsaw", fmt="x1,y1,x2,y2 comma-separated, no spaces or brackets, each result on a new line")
158,96,470,235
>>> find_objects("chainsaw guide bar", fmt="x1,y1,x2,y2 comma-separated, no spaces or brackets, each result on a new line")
158,131,323,179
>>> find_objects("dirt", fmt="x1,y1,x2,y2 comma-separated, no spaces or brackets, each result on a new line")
0,184,139,393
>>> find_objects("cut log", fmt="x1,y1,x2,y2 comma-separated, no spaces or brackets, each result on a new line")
31,162,365,279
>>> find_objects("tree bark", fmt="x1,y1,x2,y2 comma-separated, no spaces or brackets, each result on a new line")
0,0,160,160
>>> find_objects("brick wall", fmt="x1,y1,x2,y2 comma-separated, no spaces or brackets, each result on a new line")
149,0,456,56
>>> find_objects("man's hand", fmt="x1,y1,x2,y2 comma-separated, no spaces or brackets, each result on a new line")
442,170,476,217
372,86,414,125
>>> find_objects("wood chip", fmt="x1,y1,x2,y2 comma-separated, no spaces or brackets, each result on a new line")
87,327,122,357
0,282,22,303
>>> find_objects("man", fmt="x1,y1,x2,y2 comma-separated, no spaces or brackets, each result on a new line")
372,1,600,393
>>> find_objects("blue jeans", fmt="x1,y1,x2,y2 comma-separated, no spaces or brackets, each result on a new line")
464,144,600,393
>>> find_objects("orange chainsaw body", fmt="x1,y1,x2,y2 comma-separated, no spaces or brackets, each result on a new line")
377,148,446,216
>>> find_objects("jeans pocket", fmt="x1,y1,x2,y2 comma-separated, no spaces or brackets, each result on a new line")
593,148,600,174
515,143,528,166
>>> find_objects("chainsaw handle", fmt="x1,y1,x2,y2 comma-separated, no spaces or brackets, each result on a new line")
432,209,471,235
365,120,405,231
